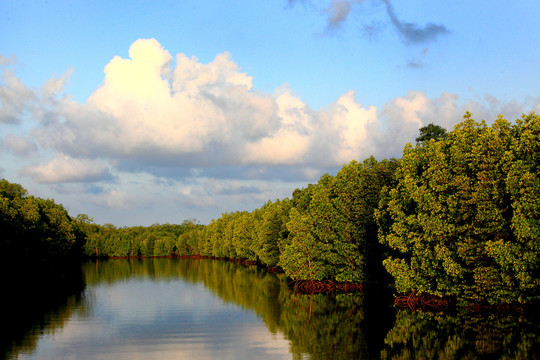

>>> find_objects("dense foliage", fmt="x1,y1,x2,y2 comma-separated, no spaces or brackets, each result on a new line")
280,157,398,282
376,112,540,305
83,220,200,257
0,180,87,281
83,157,397,284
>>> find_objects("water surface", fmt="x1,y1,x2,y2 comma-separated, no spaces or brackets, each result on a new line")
5,258,539,359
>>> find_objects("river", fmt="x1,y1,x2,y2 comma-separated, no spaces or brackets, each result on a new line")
3,258,538,359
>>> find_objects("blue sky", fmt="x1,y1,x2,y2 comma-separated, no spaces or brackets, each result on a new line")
1,0,539,226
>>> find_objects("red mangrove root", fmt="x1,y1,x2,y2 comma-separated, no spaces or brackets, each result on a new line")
394,292,454,311
292,279,364,294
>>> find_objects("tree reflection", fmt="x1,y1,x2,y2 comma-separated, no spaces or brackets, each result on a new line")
381,309,540,359
5,259,538,360
83,258,372,359
2,265,86,359
83,259,540,359
279,293,368,359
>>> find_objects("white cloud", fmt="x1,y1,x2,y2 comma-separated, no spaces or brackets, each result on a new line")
4,38,539,226
374,90,540,159
33,39,277,163
0,62,36,124
19,154,112,183
89,189,136,209
317,90,379,164
244,129,311,165
2,134,37,156
4,38,539,187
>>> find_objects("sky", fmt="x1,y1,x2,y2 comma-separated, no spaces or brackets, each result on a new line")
1,0,540,226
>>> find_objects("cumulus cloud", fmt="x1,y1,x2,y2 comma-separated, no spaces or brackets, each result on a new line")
244,86,311,165
2,134,37,156
89,189,138,209
316,90,379,164
0,59,36,124
3,38,537,188
18,39,380,170
374,90,540,158
33,39,279,165
19,154,112,183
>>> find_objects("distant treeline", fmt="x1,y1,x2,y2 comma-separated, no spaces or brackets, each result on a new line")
2,112,539,306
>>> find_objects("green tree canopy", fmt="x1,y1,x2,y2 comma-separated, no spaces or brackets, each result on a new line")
377,112,540,305
415,123,448,144
280,157,398,282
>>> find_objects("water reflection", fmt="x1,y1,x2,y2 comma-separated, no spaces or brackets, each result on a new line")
2,265,85,360
82,259,376,358
381,309,540,359
4,258,539,359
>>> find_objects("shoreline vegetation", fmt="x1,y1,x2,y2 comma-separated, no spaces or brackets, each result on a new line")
2,112,539,312
108,254,366,294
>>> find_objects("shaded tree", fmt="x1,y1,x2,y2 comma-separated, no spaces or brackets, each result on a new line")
281,158,398,282
415,123,448,144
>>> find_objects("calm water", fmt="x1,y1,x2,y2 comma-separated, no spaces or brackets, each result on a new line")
4,258,539,359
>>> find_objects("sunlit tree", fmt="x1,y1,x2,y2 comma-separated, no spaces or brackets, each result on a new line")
377,112,540,305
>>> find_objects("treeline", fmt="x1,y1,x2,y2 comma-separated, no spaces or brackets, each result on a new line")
0,180,86,257
171,112,540,306
2,112,539,306
77,156,396,286
378,112,540,306
0,179,89,300
104,155,395,288
81,220,203,257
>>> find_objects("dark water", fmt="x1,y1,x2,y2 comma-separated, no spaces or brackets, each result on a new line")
4,258,539,359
